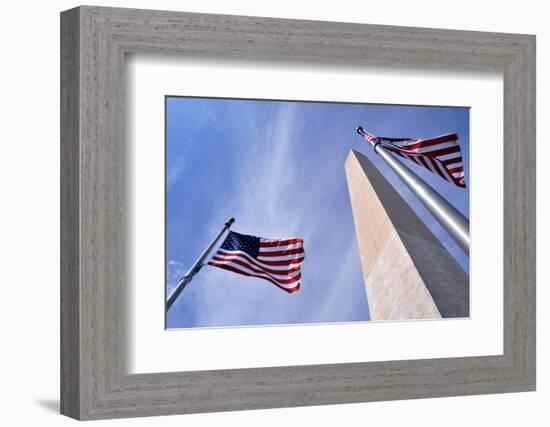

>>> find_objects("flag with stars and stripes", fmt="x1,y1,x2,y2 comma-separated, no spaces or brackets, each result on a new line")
207,230,304,293
362,131,466,188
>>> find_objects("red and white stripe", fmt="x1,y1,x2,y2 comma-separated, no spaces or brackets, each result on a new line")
207,237,304,293
364,132,466,188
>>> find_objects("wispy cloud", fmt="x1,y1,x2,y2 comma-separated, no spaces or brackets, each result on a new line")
166,260,185,293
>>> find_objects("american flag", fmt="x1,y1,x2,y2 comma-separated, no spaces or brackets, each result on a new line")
207,231,304,293
362,131,466,188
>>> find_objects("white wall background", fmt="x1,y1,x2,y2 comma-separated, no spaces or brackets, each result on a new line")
0,0,546,425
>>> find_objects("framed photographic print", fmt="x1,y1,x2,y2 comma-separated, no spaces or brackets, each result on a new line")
61,5,536,420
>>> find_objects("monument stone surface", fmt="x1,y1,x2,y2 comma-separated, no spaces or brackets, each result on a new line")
345,149,469,320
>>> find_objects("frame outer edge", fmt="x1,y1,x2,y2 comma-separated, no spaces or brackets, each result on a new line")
527,35,536,391
60,6,81,420
517,34,536,390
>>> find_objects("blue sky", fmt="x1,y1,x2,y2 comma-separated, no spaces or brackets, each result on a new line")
165,97,469,329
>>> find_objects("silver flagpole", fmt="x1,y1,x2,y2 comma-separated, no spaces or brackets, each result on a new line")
356,126,470,255
166,217,235,312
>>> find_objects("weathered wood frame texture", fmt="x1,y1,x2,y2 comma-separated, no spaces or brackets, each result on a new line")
60,5,536,420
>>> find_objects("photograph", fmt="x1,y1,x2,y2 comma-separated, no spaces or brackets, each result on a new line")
165,96,470,329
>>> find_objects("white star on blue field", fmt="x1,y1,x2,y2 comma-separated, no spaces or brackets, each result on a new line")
165,96,469,329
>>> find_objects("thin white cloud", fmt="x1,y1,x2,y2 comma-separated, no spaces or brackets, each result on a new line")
166,260,186,293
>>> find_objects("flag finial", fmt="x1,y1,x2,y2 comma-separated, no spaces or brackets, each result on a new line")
356,126,365,135
225,217,236,227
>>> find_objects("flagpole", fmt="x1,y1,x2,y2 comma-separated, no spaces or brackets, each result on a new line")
356,126,470,255
166,217,235,312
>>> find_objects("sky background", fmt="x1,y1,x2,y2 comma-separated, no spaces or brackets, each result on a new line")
165,97,470,329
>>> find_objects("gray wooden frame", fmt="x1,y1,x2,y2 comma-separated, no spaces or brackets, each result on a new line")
60,5,536,420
